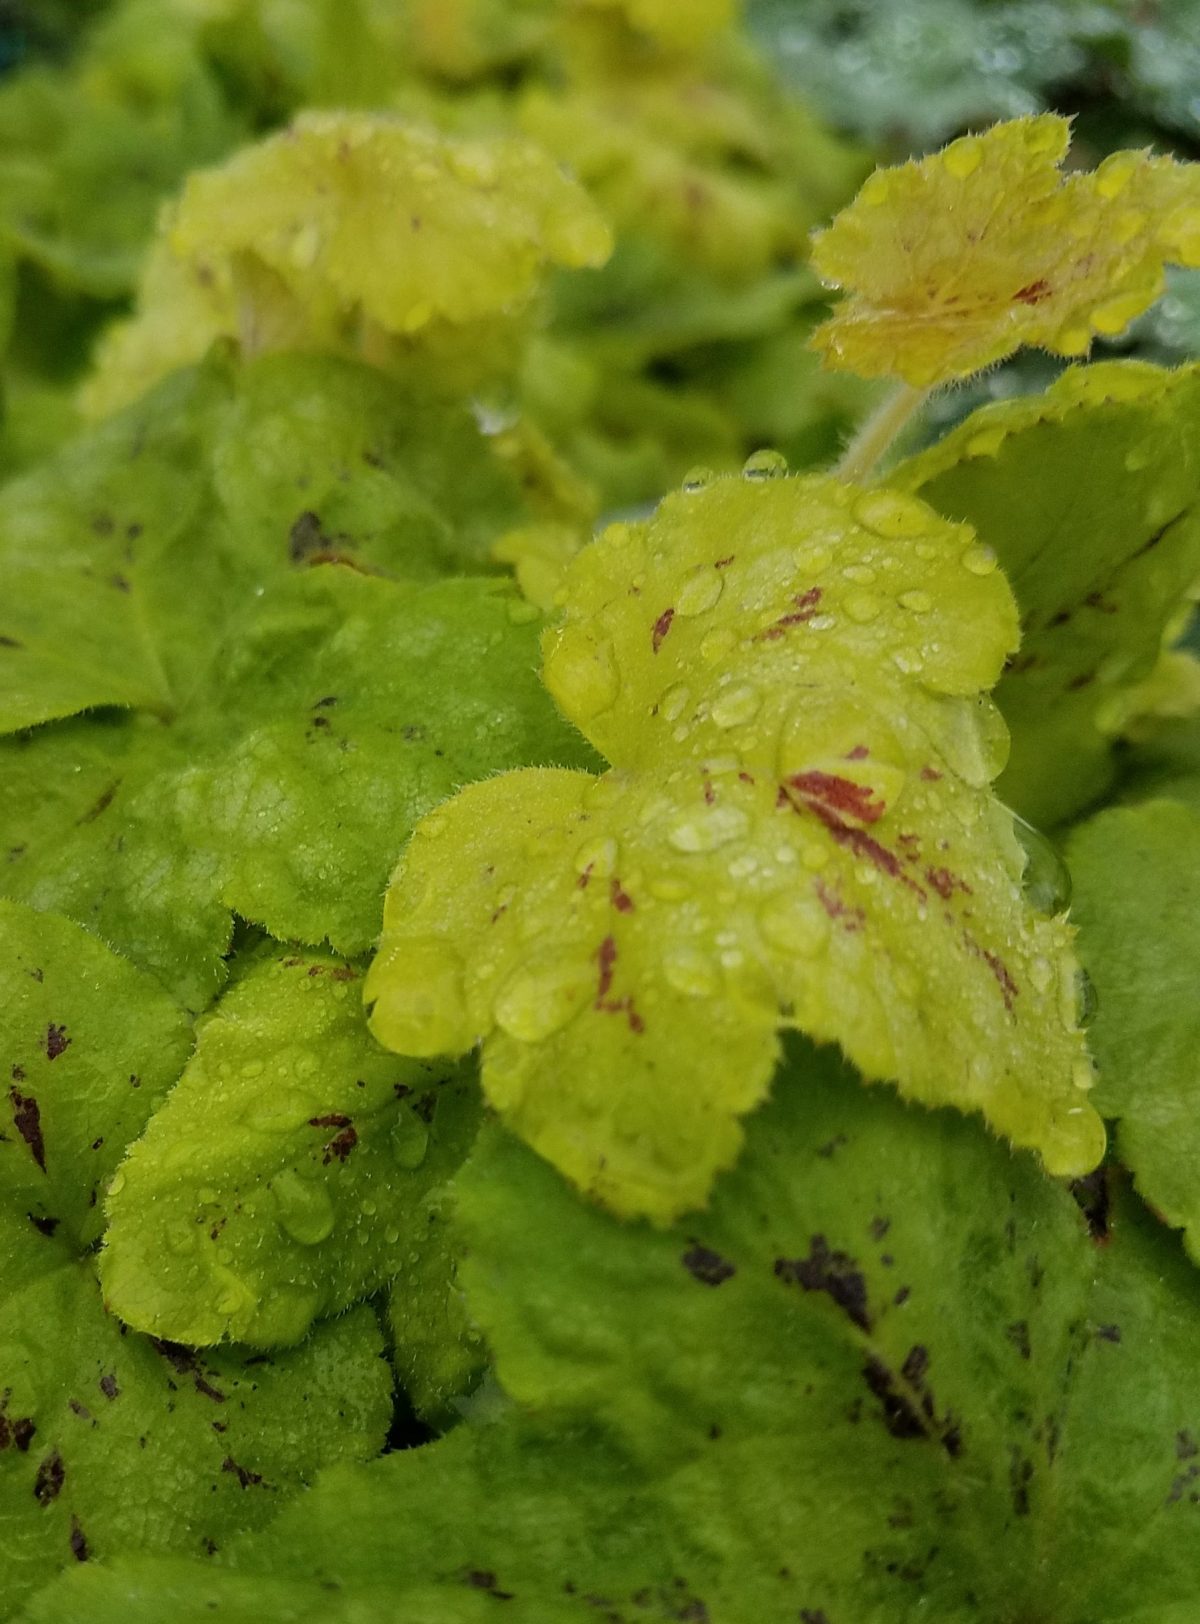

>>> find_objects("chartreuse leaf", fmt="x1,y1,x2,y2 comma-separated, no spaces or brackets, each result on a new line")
1068,801,1200,1261
84,111,612,418
25,1045,1200,1622
891,360,1200,827
0,903,391,1619
368,473,1104,1222
810,115,1200,387
101,947,481,1350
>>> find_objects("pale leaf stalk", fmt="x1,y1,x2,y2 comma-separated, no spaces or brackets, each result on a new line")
835,381,931,484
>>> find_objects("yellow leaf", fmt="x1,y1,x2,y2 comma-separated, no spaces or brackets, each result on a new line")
810,115,1200,386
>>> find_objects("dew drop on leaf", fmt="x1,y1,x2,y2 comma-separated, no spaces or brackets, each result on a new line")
271,1170,335,1247
492,955,594,1042
676,566,725,617
1013,814,1072,915
741,449,789,481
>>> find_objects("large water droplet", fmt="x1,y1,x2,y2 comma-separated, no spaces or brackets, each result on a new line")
758,895,829,956
660,683,690,722
1013,815,1071,915
853,490,930,538
676,566,725,617
391,1112,430,1171
682,465,715,491
742,448,789,481
492,954,594,1041
667,805,749,854
700,627,737,665
366,937,474,1058
898,589,933,614
543,625,620,721
961,542,998,577
710,684,761,729
844,590,882,624
272,1170,335,1246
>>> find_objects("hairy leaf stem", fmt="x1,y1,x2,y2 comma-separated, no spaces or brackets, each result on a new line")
835,381,932,484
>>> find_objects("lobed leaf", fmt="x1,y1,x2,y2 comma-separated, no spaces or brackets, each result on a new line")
1068,800,1200,1262
0,903,391,1618
84,111,613,417
101,947,481,1351
810,115,1200,386
27,1045,1200,1621
891,360,1200,826
368,472,1104,1221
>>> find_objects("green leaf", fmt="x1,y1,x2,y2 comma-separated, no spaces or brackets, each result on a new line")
0,899,192,1259
101,946,481,1350
368,472,1103,1222
892,360,1200,826
0,903,392,1619
1068,799,1200,1258
26,1044,1200,1620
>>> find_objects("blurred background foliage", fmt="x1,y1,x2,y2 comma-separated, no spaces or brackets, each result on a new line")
0,0,1197,488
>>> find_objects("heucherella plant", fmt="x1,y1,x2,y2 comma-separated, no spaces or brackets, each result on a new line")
6,30,1200,1619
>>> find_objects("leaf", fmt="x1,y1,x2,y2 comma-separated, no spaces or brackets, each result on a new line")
367,472,1104,1222
1068,800,1200,1260
891,359,1200,826
26,1045,1200,1621
0,899,192,1253
84,111,612,417
810,115,1200,387
0,903,391,1618
100,946,481,1349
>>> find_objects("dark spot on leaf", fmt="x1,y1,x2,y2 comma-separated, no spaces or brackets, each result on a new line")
33,1450,64,1504
610,877,635,913
1095,1323,1122,1344
816,1134,846,1160
414,1092,437,1124
868,1216,890,1241
1178,1430,1199,1461
775,1236,870,1331
221,1456,266,1489
99,1373,119,1401
45,1024,70,1061
9,1089,46,1171
652,607,675,652
289,510,331,561
1009,1448,1034,1515
800,1612,832,1624
464,1570,515,1600
1005,1321,1031,1360
0,634,23,649
149,1340,226,1403
28,1214,59,1237
308,1112,352,1129
1168,1462,1200,1504
681,1244,735,1286
322,1124,358,1165
1133,506,1190,558
1070,1167,1110,1244
69,1517,90,1561
1013,278,1051,305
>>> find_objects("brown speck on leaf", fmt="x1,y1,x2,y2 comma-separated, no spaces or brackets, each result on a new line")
464,1570,515,1599
99,1373,120,1401
33,1449,65,1504
221,1456,266,1489
69,1517,90,1561
45,1024,70,1061
775,1237,869,1330
9,1088,46,1171
681,1243,736,1286
1096,1323,1122,1344
28,1213,59,1238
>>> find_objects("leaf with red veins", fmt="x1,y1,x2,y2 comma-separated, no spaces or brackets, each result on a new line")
367,473,1104,1221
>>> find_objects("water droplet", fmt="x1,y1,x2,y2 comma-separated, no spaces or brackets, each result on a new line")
391,1112,430,1171
700,627,737,665
742,448,789,481
844,591,882,624
682,465,715,491
961,542,998,577
243,1090,318,1134
710,684,761,729
841,564,877,585
891,648,925,674
492,954,594,1041
272,1171,335,1246
942,135,982,179
676,566,724,617
1075,968,1098,1026
662,944,721,998
853,490,930,538
1072,1056,1097,1092
365,936,474,1057
574,835,618,878
543,625,620,721
667,805,749,854
1013,815,1071,915
898,589,933,614
758,895,829,956
108,1169,126,1198
660,683,690,722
